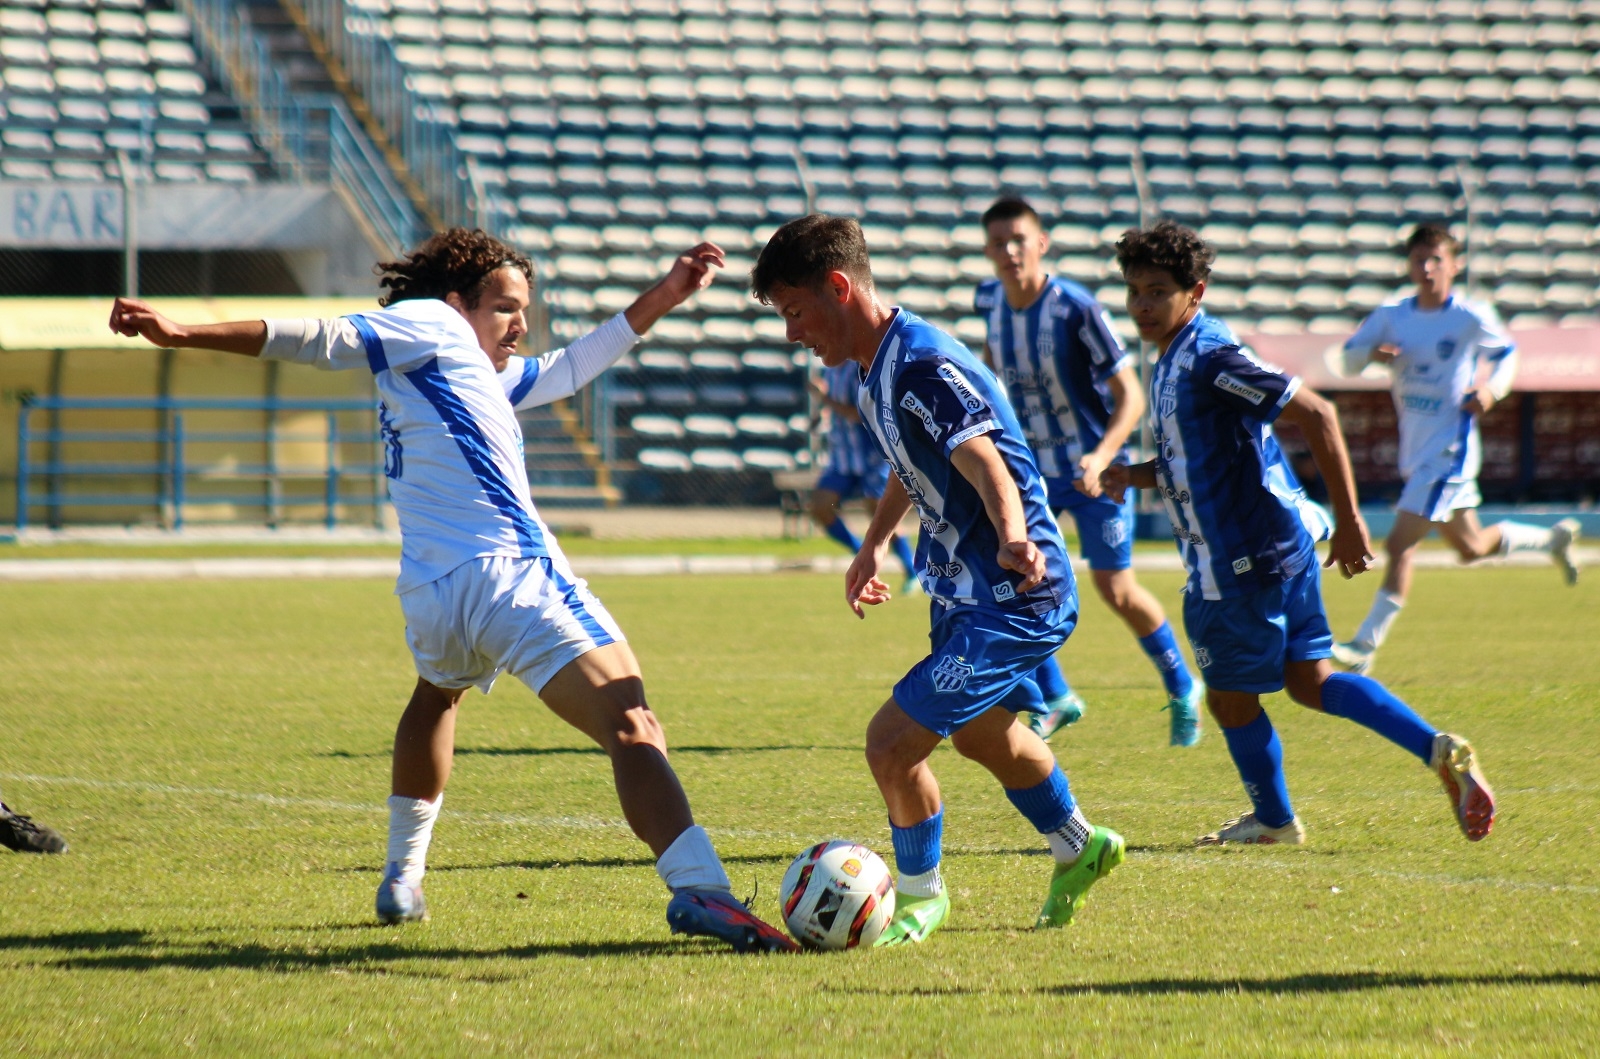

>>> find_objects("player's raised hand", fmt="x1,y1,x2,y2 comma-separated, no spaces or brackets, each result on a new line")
1099,463,1132,503
1323,514,1375,579
997,539,1046,592
109,297,187,347
845,546,891,618
660,242,725,302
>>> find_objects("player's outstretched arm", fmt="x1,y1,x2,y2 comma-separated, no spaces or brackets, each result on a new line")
1075,364,1145,498
622,242,724,334
950,435,1046,592
846,472,911,617
1277,386,1374,579
109,297,266,356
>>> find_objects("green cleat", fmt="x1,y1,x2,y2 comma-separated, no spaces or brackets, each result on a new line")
1035,826,1124,929
1164,684,1203,747
873,890,950,947
1025,693,1086,740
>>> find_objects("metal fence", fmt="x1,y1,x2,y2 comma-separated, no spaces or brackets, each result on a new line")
16,397,387,531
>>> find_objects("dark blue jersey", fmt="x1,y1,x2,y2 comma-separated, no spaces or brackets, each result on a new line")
857,309,1074,616
1148,311,1318,601
974,276,1134,489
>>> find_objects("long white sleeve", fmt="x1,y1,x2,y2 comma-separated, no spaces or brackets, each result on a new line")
505,312,640,409
1485,346,1519,401
1340,306,1391,375
261,317,369,371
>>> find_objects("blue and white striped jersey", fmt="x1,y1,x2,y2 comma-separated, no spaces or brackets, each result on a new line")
857,308,1074,616
1343,295,1516,481
821,361,877,476
261,299,636,594
973,277,1134,490
1147,311,1318,601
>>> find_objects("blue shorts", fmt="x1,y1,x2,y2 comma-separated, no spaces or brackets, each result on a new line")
1181,560,1333,694
817,461,889,501
893,601,1076,738
1050,485,1135,571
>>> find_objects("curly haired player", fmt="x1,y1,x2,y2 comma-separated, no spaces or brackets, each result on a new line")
109,227,795,952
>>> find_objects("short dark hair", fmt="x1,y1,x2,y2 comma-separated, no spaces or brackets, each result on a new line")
981,197,1043,230
1404,223,1460,255
376,227,534,308
1114,220,1215,290
750,214,874,304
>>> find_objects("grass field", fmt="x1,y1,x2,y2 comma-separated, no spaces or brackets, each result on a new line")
2,563,1598,1056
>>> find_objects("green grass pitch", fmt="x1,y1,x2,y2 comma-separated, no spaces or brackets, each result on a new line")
2,564,1597,1056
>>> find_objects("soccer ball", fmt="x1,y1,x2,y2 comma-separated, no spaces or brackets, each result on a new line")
778,840,896,951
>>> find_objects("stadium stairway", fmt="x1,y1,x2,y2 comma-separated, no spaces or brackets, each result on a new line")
519,401,624,506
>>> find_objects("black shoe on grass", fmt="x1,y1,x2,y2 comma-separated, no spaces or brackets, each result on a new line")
0,803,67,853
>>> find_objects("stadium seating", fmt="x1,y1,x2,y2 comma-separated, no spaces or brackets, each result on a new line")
0,0,273,182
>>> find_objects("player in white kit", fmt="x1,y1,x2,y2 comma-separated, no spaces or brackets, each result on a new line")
108,228,796,952
1333,225,1580,674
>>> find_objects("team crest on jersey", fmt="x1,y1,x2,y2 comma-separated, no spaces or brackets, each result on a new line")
1159,378,1179,419
1194,646,1212,668
1436,339,1456,360
1102,519,1127,548
880,406,901,447
936,363,986,413
931,654,975,693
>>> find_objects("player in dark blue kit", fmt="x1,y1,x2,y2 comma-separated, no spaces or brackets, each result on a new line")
753,215,1123,944
976,197,1202,747
1102,221,1496,846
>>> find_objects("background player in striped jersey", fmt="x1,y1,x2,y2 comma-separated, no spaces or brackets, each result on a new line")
1332,224,1580,675
755,215,1123,944
108,228,795,953
808,360,917,592
976,198,1202,747
1103,221,1495,847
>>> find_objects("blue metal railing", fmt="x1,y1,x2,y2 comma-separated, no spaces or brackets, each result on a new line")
178,0,428,254
16,398,388,531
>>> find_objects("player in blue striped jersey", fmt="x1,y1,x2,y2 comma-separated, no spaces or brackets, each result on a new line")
1101,221,1496,847
808,361,917,590
976,198,1202,748
109,228,795,952
755,215,1123,943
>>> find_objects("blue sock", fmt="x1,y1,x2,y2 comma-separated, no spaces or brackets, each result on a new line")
1220,711,1294,828
889,807,943,876
1321,672,1436,764
823,516,860,552
890,534,916,577
1004,765,1076,832
1138,622,1195,699
1033,655,1071,702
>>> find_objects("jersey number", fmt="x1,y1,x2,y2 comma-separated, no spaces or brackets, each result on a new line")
378,403,402,479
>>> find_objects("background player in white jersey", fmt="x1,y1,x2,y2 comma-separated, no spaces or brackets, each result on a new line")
1333,224,1580,674
808,361,917,590
1104,221,1495,848
976,198,1202,747
754,215,1123,945
107,228,795,953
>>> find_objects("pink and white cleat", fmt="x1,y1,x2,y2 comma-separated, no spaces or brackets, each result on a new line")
1430,732,1496,841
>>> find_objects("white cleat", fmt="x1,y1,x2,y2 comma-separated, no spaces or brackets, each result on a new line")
1330,640,1375,675
1196,811,1307,847
1429,732,1496,842
1551,518,1581,586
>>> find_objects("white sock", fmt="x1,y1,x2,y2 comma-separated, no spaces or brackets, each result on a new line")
1353,589,1405,650
386,794,442,887
897,865,945,899
1044,805,1093,864
1494,520,1554,557
655,824,731,892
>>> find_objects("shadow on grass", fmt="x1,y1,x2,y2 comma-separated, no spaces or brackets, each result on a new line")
318,852,789,874
0,928,746,977
835,971,1600,998
325,744,858,759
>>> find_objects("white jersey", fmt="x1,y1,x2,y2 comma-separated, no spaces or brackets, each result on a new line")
261,299,637,593
1343,295,1517,480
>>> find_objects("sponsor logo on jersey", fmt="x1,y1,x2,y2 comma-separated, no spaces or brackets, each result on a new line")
1402,395,1444,414
926,560,965,579
900,390,943,440
1215,372,1268,405
1232,556,1254,574
992,581,1016,601
936,362,986,413
1194,646,1212,668
931,654,975,693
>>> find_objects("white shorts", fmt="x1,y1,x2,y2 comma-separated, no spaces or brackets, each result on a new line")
1397,468,1481,522
399,553,625,694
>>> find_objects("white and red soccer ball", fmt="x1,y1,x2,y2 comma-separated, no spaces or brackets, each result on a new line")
778,840,895,951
